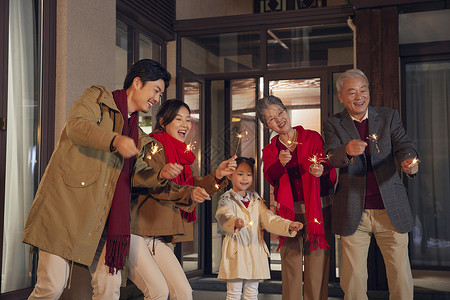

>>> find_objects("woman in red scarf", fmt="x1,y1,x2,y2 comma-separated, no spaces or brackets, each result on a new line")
129,99,237,300
256,95,336,300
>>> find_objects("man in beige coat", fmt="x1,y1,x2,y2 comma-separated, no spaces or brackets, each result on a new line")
23,59,182,299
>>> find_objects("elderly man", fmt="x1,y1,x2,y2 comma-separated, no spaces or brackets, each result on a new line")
323,68,418,300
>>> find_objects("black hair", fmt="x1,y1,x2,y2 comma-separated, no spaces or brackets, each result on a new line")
123,59,171,90
154,99,191,132
235,157,256,174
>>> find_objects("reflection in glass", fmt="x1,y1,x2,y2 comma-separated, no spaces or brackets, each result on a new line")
211,80,226,274
267,24,352,69
405,61,450,268
332,72,345,115
139,33,161,62
267,78,321,271
2,0,40,292
184,81,201,194
231,78,257,160
182,80,202,272
136,34,162,134
115,20,128,90
181,31,260,74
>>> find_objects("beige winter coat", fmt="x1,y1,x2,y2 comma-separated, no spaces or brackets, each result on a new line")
216,189,297,280
22,86,168,266
131,136,228,243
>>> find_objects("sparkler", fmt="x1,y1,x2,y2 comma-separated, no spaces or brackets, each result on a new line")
308,153,329,164
309,218,321,225
146,144,162,160
234,132,244,156
367,133,380,153
411,157,420,165
185,140,196,153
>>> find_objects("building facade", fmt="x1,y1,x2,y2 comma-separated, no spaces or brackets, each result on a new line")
0,0,449,298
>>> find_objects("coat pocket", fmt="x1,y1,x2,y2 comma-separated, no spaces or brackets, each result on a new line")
225,237,238,259
62,171,100,188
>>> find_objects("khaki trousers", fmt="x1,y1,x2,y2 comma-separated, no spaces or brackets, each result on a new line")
340,209,413,300
28,235,121,300
280,206,331,300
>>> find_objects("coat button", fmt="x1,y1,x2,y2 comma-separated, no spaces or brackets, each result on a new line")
81,182,86,186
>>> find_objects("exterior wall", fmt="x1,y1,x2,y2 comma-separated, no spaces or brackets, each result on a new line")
55,0,116,144
176,0,253,20
167,40,177,99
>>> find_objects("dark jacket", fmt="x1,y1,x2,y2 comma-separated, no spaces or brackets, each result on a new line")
323,106,418,236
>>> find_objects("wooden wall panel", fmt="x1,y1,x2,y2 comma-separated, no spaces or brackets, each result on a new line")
381,6,399,110
356,6,400,109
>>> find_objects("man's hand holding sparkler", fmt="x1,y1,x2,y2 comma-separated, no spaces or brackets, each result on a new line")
401,157,419,175
113,135,139,158
346,139,367,156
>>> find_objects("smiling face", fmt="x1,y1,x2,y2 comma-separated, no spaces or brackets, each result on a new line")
163,106,192,143
229,162,253,197
129,78,165,114
338,77,370,121
263,104,291,134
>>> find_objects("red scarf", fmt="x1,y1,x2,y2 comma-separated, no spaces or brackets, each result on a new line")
150,131,197,222
262,126,336,251
105,89,138,274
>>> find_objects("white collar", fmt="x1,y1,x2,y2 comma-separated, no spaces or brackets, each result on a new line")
232,190,251,202
350,109,368,123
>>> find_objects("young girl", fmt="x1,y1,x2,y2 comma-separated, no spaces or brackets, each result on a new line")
216,157,303,300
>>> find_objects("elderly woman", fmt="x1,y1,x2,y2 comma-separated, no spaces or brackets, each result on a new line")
256,95,336,300
130,99,236,300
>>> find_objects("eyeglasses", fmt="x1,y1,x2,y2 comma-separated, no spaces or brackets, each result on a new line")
267,109,287,125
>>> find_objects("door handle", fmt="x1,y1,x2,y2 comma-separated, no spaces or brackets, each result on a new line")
1,117,5,131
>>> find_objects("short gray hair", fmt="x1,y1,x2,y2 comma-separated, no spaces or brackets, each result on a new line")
255,95,286,126
336,69,369,93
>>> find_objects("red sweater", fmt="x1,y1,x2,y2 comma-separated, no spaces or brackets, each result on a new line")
353,119,384,209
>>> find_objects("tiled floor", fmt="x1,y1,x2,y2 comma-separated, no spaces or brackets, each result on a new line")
193,290,343,299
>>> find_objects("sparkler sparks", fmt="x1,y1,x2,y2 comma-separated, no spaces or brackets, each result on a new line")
146,144,162,160
234,132,244,156
308,153,329,164
185,140,196,153
367,133,380,153
410,157,420,165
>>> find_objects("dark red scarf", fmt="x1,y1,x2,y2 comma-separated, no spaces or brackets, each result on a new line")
105,89,138,274
263,126,336,251
150,131,197,222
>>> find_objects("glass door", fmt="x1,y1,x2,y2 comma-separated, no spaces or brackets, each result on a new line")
404,60,450,268
178,72,204,276
209,78,261,274
1,0,42,294
265,77,323,274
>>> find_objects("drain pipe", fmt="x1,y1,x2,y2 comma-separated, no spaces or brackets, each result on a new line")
347,17,356,68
